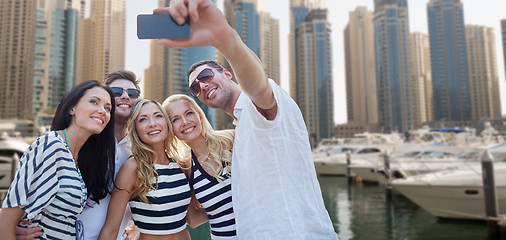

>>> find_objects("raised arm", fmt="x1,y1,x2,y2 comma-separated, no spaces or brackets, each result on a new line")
98,158,137,240
155,0,277,119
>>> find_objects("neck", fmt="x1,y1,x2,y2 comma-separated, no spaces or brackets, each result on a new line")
224,88,242,119
114,116,128,141
64,126,91,159
186,136,209,159
151,142,168,164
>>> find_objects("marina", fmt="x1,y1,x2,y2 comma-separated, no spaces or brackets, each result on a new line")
319,176,489,240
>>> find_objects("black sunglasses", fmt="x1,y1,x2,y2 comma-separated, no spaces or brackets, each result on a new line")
111,87,140,99
189,68,214,97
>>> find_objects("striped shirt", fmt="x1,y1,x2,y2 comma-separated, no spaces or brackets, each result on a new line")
2,131,87,239
129,161,191,235
190,152,237,239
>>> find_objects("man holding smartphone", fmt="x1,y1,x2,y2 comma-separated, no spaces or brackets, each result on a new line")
154,0,337,239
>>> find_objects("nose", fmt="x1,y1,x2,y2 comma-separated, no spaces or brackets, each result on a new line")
148,117,156,127
120,89,130,99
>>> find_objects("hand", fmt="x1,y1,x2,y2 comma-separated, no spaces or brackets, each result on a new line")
15,220,43,240
154,0,234,49
122,225,139,240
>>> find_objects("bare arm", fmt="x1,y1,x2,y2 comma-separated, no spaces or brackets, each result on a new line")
155,0,277,119
14,220,43,240
186,189,209,228
98,158,137,240
0,207,25,240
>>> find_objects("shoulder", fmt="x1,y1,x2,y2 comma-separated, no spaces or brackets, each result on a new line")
121,157,138,172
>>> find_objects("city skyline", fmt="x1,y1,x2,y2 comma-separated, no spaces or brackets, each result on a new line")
125,0,506,125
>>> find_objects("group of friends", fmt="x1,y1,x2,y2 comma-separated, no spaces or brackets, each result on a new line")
0,0,338,239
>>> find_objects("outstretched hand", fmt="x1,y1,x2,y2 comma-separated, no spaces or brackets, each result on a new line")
154,0,234,49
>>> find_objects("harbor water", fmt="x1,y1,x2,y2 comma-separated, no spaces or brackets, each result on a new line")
319,176,489,240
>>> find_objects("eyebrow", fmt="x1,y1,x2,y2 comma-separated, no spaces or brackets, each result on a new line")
139,111,163,118
90,95,112,105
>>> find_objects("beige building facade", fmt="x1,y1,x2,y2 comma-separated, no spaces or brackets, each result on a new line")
0,0,37,119
77,0,126,83
344,6,377,126
409,32,433,126
466,25,501,119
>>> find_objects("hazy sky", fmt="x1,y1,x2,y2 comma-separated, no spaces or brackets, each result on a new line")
126,0,506,125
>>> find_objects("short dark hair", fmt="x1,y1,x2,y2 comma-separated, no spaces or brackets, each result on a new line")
51,80,116,203
188,60,225,80
104,70,140,90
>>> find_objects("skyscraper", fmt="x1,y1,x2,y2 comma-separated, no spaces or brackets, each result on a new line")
466,25,501,119
501,19,506,76
427,0,471,122
144,0,217,127
373,0,412,133
294,8,334,146
410,32,433,125
344,6,378,126
259,11,280,84
77,0,126,83
289,0,324,100
32,0,84,117
0,0,37,119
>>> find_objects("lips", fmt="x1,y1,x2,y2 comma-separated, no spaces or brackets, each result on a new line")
182,126,195,134
148,130,162,135
206,87,217,99
117,103,131,109
91,116,105,124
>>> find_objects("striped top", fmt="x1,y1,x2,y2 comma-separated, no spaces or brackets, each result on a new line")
129,160,191,235
2,131,87,239
190,152,237,239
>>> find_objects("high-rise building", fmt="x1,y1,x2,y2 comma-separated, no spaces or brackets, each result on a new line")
224,0,280,82
289,0,324,100
344,6,377,126
0,0,37,119
32,0,84,117
410,32,433,125
294,8,334,146
427,0,471,122
501,20,506,76
144,0,218,127
373,0,412,133
466,25,501,119
77,0,126,83
259,11,280,84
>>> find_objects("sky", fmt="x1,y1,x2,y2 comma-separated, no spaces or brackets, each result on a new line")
126,0,506,125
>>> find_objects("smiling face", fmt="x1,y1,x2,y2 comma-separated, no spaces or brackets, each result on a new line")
188,65,235,109
135,102,169,147
109,79,138,120
70,86,112,135
166,99,203,143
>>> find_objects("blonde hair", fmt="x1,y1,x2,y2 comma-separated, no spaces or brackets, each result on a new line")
162,94,234,180
128,99,179,203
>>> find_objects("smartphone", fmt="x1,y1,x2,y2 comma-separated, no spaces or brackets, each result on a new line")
137,13,190,39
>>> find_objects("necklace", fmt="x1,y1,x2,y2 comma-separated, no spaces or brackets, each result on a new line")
62,129,87,207
63,129,69,148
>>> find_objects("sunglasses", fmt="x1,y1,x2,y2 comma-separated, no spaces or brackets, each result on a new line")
189,68,214,97
111,87,140,99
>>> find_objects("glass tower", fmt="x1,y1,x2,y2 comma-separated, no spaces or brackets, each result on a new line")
427,0,471,122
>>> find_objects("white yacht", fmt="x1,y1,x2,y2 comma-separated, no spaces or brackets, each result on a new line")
392,152,506,220
0,135,29,188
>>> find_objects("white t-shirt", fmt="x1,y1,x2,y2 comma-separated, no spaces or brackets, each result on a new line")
77,136,132,240
232,79,337,239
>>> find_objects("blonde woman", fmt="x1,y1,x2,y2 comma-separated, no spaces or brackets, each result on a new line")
98,99,201,240
163,94,237,239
